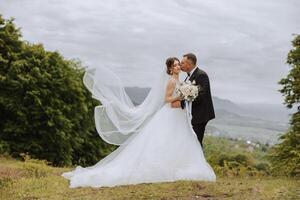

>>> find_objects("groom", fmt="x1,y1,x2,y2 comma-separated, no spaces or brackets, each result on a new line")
171,53,215,147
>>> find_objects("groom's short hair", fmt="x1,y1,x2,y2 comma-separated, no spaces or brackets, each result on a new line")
183,53,197,65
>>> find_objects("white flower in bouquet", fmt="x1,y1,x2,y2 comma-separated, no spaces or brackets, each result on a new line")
176,80,201,102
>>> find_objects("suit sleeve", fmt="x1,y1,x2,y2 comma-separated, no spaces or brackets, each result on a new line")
192,73,209,105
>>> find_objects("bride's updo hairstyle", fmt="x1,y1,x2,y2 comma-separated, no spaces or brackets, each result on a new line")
166,57,180,75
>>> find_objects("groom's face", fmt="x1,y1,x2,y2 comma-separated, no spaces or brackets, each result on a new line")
180,57,193,72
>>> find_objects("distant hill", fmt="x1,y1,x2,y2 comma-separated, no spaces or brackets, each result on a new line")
125,87,151,105
124,87,290,145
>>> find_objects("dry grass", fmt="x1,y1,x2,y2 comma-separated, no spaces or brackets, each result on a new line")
0,156,299,200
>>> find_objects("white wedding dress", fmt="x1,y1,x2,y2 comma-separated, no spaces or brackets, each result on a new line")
62,67,216,188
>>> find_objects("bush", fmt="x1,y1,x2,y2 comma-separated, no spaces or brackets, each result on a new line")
268,35,300,177
0,15,115,166
0,140,10,154
204,136,270,177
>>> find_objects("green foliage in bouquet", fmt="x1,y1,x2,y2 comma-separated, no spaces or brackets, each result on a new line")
0,15,115,166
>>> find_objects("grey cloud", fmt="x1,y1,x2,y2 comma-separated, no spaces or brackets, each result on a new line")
0,0,299,104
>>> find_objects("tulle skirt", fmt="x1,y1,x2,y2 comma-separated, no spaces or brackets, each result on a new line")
62,104,216,188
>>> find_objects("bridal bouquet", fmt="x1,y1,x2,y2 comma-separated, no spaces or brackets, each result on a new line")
176,80,201,102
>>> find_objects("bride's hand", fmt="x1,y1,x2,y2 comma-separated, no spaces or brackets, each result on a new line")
171,100,181,108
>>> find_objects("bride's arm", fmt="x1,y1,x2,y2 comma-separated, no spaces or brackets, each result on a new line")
165,79,182,103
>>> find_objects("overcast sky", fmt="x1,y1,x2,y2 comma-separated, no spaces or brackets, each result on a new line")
1,0,299,104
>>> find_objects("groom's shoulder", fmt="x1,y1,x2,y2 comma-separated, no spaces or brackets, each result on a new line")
196,67,207,76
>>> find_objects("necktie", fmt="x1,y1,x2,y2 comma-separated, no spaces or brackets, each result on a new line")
187,72,190,77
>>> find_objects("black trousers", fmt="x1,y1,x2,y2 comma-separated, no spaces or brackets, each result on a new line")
192,121,208,147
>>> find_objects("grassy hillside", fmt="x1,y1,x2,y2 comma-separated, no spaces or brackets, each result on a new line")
0,137,299,200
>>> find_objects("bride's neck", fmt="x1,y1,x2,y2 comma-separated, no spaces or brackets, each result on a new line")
171,74,179,80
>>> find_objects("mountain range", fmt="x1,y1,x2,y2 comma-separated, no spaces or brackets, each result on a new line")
125,87,292,145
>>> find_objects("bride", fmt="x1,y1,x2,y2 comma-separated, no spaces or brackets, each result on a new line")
62,57,216,188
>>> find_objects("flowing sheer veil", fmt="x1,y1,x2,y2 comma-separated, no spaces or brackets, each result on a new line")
83,66,169,145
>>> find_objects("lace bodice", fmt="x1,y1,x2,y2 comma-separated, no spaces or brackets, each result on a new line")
172,78,181,97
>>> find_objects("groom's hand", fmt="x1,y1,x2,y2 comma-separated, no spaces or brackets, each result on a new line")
171,100,181,108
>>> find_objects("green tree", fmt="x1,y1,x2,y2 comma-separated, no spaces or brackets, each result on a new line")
269,35,300,177
0,15,115,166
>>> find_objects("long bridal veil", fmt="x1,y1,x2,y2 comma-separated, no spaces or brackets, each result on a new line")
63,65,217,185
83,66,169,145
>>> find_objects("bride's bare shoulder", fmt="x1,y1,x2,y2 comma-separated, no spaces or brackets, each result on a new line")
168,77,178,84
167,78,176,88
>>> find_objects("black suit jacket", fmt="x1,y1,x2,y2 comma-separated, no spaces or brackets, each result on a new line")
181,68,215,124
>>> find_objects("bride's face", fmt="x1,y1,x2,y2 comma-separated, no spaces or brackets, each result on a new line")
172,60,181,74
